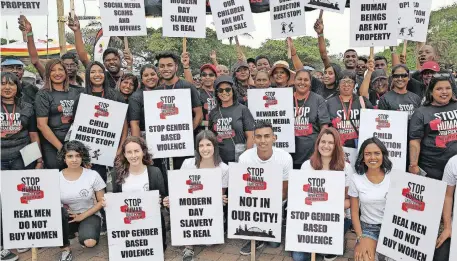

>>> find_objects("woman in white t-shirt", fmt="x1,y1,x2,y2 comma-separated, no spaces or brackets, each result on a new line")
163,130,229,261
58,141,106,261
348,137,393,261
110,136,167,251
292,127,354,261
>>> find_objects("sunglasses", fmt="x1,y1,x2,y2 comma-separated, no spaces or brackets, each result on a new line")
392,73,409,79
201,72,215,77
217,88,232,94
433,73,450,78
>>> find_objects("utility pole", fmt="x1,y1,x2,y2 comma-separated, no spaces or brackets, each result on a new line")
57,0,67,55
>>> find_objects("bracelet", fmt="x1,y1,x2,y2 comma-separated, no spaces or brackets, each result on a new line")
27,32,33,37
183,67,190,70
318,33,324,37
291,53,297,56
356,235,364,243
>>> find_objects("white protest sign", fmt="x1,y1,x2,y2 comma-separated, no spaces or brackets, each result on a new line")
1,170,62,249
162,0,206,38
228,163,283,242
248,88,295,152
209,0,255,40
168,169,224,246
449,191,457,261
358,109,408,171
343,147,357,170
99,0,147,36
1,0,48,15
377,171,446,261
143,89,194,159
70,94,128,167
350,0,398,47
397,0,432,42
105,191,164,261
304,0,346,14
270,0,306,39
285,170,345,254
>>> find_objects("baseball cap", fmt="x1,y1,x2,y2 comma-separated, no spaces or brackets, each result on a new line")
420,61,440,73
371,69,388,83
303,66,315,71
200,64,217,75
214,75,234,88
1,59,25,67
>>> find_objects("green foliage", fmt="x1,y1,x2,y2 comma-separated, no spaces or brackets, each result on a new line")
24,64,37,74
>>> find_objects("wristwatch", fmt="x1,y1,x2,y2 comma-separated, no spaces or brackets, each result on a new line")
356,234,364,243
36,158,43,163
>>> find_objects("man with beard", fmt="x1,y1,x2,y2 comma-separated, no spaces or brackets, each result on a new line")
1,59,38,106
67,14,132,88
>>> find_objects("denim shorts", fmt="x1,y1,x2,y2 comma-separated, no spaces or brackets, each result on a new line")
361,221,382,241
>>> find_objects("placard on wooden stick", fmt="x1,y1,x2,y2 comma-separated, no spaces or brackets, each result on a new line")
99,0,147,36
162,0,206,38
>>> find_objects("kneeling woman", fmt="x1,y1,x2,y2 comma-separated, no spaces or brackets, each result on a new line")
163,130,229,261
111,136,167,251
349,137,393,261
58,141,106,261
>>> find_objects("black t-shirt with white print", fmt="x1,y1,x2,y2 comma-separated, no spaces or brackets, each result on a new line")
378,90,422,119
35,88,83,142
1,101,37,160
208,103,255,163
292,92,330,165
199,88,216,122
409,102,457,180
327,95,374,148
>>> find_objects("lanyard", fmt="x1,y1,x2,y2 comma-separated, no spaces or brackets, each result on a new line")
204,89,214,98
162,83,176,90
2,103,16,127
294,92,310,114
339,95,353,120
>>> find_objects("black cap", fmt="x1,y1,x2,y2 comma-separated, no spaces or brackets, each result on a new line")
371,69,388,83
214,75,234,89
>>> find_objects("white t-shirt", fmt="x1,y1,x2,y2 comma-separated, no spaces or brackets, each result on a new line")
238,147,292,181
122,168,150,192
443,155,457,186
181,158,229,188
60,168,106,215
348,173,390,225
300,160,354,187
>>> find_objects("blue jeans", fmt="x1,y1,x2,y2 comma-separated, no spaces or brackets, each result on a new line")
361,221,381,241
1,156,36,170
291,218,352,261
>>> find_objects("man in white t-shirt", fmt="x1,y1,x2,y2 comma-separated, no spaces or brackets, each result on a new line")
238,120,292,256
435,155,456,260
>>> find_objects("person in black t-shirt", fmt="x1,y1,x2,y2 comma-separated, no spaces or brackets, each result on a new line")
314,63,341,100
374,56,388,72
232,61,252,104
198,64,217,131
360,65,388,108
1,59,39,106
1,72,43,170
35,59,83,169
409,74,457,180
356,56,367,77
270,61,292,88
116,73,138,103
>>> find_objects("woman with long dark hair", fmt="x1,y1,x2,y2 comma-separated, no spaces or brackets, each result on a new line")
349,137,393,261
292,69,330,169
409,73,457,180
35,59,83,169
163,130,228,261
109,136,167,250
58,141,106,261
291,127,353,261
208,75,255,163
116,73,139,102
313,63,342,100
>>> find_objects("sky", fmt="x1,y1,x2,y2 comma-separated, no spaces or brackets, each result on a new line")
1,0,456,57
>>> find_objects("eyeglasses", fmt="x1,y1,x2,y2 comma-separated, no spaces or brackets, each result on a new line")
392,73,409,79
340,79,354,86
432,73,450,79
217,88,232,94
3,65,23,71
201,72,215,78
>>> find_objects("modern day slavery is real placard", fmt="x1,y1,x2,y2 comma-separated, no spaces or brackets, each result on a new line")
168,169,224,246
70,94,128,167
1,169,63,249
228,163,283,242
143,89,194,159
105,190,164,261
248,88,295,153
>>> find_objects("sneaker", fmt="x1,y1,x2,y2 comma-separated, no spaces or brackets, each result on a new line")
59,250,73,261
182,247,194,261
1,249,19,261
324,254,338,261
17,248,31,253
239,241,265,256
100,223,107,236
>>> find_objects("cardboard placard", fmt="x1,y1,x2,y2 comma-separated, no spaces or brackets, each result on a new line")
350,0,398,47
99,0,147,36
71,94,128,167
227,163,283,242
449,190,457,261
1,170,63,249
358,109,408,171
247,88,295,152
270,0,307,39
1,0,48,15
397,0,432,42
162,0,206,38
304,0,346,14
105,191,164,261
285,169,345,254
143,89,194,159
168,169,225,246
343,147,357,170
377,171,446,261
209,0,255,40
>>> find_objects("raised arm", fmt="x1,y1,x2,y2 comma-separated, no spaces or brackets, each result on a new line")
210,50,219,67
313,18,331,69
359,58,374,98
181,52,193,83
18,16,45,79
67,14,90,67
287,37,303,71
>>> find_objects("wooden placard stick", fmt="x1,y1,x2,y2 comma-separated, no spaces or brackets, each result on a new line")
183,37,187,53
20,16,27,43
32,247,38,261
370,46,374,60
251,240,256,261
311,252,316,261
319,9,323,20
70,0,75,19
124,36,129,50
402,40,408,57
